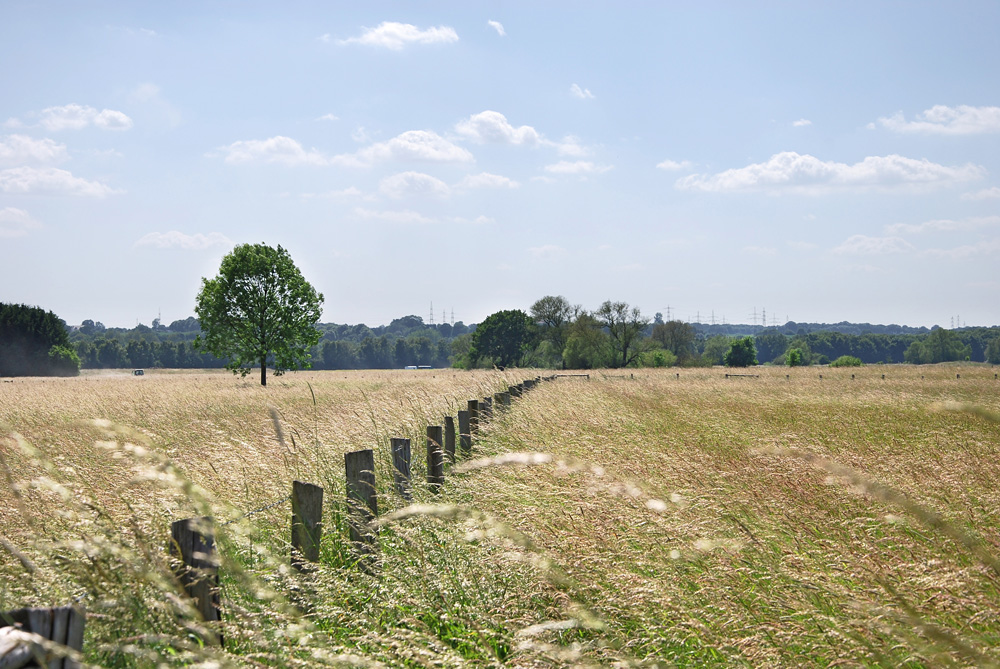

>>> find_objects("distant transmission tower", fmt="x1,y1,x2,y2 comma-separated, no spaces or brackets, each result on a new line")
451,308,455,326
429,302,435,326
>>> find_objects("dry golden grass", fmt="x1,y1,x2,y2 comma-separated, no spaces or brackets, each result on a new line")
1,364,999,666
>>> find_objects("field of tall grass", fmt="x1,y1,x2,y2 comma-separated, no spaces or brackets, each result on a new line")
1,365,999,667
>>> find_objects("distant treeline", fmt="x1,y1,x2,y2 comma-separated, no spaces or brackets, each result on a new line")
66,314,476,371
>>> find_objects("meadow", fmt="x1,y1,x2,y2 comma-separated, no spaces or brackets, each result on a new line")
1,365,999,667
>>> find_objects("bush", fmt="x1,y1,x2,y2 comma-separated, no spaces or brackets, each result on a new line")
724,336,758,367
830,355,863,368
48,344,81,376
786,348,804,367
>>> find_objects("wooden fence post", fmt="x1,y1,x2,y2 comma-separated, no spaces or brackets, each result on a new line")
458,410,471,458
291,480,323,568
426,425,444,493
509,384,521,398
444,416,456,463
468,400,480,438
501,391,511,408
344,449,378,561
169,516,221,645
481,396,493,422
0,605,85,668
391,437,412,500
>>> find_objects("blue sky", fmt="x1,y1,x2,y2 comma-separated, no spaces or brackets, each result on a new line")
2,2,998,329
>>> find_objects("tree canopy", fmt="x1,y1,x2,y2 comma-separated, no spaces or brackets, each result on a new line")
194,243,324,385
469,309,534,369
596,300,648,368
724,336,758,367
0,303,79,376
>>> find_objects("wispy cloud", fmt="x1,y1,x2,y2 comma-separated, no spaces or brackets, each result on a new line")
676,151,983,194
134,231,232,250
0,207,41,238
379,171,450,199
0,166,118,197
792,119,812,127
875,105,1000,135
349,130,473,165
570,83,594,99
962,186,1000,200
455,172,519,189
885,215,1000,235
656,159,693,171
488,20,505,36
833,234,914,255
338,22,458,50
544,160,613,175
527,244,567,259
0,134,69,165
742,245,778,256
921,239,1000,259
353,207,436,224
316,113,339,122
555,135,590,157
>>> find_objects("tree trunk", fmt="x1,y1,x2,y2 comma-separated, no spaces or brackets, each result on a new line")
260,356,267,386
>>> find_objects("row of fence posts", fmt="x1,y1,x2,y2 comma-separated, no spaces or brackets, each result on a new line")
1,376,548,658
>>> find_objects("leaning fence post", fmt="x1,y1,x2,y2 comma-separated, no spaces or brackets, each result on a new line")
481,396,494,422
458,410,471,458
169,516,221,645
291,480,323,568
426,425,444,493
344,449,378,562
444,416,456,463
468,400,480,437
500,391,511,408
391,437,412,500
0,604,86,668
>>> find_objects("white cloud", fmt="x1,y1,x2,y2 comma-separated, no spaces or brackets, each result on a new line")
39,104,133,131
527,244,566,259
921,239,1000,259
353,207,436,224
0,135,69,165
214,136,328,166
0,166,118,197
455,111,540,146
316,113,339,122
676,152,983,194
134,231,232,250
656,159,693,171
877,105,1000,135
0,207,41,238
351,126,370,143
379,171,451,199
544,160,613,175
455,172,520,189
488,20,506,36
128,83,181,127
962,186,1000,200
348,130,474,165
786,240,819,251
833,234,914,255
885,215,1000,235
792,119,812,127
338,22,458,50
555,135,590,157
570,83,594,99
451,215,494,225
319,33,331,43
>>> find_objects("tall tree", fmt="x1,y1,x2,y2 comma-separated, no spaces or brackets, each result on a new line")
530,295,575,352
195,243,324,386
724,336,758,367
469,309,534,369
0,303,78,376
595,300,649,368
651,320,697,362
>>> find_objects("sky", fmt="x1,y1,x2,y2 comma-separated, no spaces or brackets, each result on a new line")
2,2,999,330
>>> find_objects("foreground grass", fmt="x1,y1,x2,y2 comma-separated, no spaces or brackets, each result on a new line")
1,366,999,666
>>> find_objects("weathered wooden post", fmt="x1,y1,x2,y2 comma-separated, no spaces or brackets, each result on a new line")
444,416,456,463
426,425,444,493
458,410,471,458
344,449,378,561
391,437,412,500
291,480,323,568
509,384,521,398
493,391,505,412
500,391,511,408
481,396,493,422
468,399,480,437
169,516,221,644
0,605,86,668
